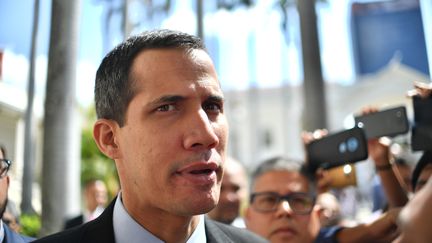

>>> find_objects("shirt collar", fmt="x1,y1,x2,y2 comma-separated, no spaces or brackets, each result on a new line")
113,192,206,243
0,220,4,242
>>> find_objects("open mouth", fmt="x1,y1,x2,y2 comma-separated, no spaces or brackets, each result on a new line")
175,162,219,185
177,161,219,175
190,169,214,175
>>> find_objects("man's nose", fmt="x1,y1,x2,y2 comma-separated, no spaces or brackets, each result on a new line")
275,200,294,218
183,109,219,150
225,191,240,202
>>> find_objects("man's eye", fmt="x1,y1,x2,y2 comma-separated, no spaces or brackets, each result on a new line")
156,104,176,112
203,102,222,113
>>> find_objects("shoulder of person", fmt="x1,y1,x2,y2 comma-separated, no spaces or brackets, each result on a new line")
63,214,84,229
204,217,267,243
32,203,115,243
31,218,115,243
3,223,35,243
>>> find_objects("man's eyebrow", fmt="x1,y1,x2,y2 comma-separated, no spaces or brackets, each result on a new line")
206,95,225,103
148,95,185,106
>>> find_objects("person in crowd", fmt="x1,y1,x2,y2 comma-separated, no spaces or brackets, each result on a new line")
244,156,400,243
0,146,34,242
3,201,22,233
207,156,248,227
407,81,432,194
34,29,266,243
64,179,108,229
395,176,432,243
392,81,432,243
359,107,409,208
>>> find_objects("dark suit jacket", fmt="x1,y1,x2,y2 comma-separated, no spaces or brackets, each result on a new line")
63,215,84,230
32,199,267,243
3,223,34,243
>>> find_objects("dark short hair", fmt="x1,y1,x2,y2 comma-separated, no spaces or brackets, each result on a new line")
250,156,316,193
411,151,432,191
95,29,206,126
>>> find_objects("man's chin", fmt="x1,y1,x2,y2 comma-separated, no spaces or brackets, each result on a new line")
175,197,218,216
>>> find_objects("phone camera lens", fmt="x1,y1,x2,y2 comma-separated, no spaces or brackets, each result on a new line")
339,142,347,153
347,137,359,152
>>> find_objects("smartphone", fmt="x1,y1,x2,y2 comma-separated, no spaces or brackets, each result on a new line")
354,106,409,139
411,95,432,151
412,95,432,124
327,164,357,189
306,127,368,172
411,125,432,151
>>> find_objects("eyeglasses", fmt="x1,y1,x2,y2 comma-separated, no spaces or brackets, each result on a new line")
250,192,315,214
0,159,11,178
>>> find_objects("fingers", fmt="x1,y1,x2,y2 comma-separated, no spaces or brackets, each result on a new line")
360,106,379,115
407,81,432,98
316,168,332,193
302,129,328,145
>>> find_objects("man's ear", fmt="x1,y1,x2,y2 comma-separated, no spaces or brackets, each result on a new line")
93,119,121,159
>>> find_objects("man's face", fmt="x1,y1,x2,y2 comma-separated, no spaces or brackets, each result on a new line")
0,150,9,218
245,171,320,243
108,48,228,218
207,161,247,224
85,181,108,212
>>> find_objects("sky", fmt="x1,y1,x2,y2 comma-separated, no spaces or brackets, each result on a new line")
0,0,431,108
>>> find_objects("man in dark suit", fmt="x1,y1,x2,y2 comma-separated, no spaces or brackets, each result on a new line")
0,146,34,242
34,29,266,243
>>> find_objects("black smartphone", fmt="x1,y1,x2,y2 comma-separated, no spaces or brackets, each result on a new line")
411,95,432,151
354,106,409,139
412,95,432,124
306,127,368,172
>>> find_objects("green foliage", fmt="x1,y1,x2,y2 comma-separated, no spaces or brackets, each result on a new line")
20,214,41,237
80,106,119,199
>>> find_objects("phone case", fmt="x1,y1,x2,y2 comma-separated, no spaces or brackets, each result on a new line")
307,127,368,172
354,106,409,139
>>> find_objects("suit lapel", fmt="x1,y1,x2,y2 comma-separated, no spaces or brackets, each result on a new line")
204,218,233,243
80,199,116,243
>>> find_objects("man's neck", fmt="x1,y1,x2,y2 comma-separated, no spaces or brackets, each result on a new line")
122,196,200,243
136,212,200,243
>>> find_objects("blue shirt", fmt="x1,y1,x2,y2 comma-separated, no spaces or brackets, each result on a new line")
315,226,344,243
